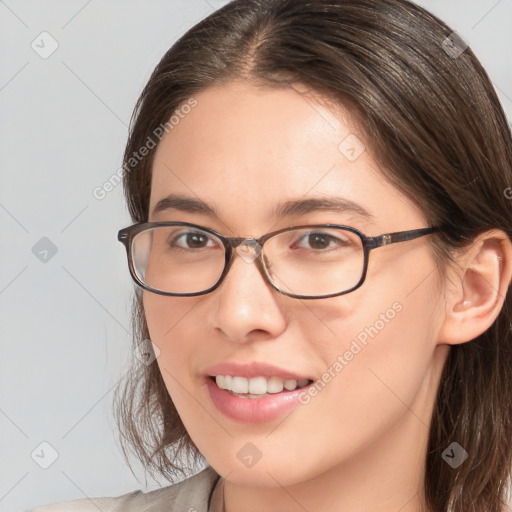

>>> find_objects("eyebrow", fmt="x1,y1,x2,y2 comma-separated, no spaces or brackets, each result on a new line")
273,197,374,221
151,194,218,217
150,194,374,222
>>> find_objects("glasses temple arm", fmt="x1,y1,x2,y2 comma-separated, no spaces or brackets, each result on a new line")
370,227,440,248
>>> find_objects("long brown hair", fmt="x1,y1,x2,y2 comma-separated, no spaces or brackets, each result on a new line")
113,1,512,509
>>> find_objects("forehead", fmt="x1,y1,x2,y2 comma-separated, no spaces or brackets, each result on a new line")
149,81,423,232
154,80,350,174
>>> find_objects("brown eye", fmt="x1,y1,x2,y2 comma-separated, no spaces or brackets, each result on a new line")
294,231,350,251
184,232,209,248
170,230,216,250
307,233,331,250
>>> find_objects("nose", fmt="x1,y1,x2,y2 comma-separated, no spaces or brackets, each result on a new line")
208,242,287,344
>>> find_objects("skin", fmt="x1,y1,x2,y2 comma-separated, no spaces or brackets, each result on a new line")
143,81,512,512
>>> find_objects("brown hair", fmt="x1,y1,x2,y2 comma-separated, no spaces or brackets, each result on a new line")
113,1,512,509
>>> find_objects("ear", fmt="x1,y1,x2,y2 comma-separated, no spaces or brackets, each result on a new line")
437,229,512,345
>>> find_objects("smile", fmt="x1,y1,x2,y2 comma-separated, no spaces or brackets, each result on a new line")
205,376,315,423
214,375,312,397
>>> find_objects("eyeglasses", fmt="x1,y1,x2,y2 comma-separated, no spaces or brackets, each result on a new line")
117,222,439,299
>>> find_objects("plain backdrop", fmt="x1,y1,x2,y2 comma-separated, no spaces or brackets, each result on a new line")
1,1,511,510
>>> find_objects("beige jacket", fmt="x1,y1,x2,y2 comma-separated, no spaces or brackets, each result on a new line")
27,466,223,512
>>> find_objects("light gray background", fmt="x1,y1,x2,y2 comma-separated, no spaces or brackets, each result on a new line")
1,1,511,510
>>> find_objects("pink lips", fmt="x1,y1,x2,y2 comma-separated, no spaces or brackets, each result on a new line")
204,361,312,381
204,361,313,424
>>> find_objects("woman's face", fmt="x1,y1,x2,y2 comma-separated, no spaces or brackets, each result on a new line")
144,81,449,487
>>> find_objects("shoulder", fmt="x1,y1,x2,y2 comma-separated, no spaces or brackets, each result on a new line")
27,466,221,512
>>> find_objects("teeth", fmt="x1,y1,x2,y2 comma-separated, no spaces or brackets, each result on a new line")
231,376,249,394
248,376,267,394
267,376,284,393
284,379,297,391
214,375,310,395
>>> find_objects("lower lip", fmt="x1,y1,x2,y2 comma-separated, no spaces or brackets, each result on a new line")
205,377,310,424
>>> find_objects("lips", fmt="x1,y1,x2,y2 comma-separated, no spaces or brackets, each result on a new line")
203,361,315,423
205,361,313,381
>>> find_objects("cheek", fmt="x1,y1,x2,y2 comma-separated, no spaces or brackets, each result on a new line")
142,292,201,383
143,292,200,345
143,293,209,435
282,254,443,450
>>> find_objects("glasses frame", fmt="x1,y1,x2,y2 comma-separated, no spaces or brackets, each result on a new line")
118,222,439,299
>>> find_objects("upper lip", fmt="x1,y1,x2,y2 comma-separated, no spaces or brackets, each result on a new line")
205,361,313,381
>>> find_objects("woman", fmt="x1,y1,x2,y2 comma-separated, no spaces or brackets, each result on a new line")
31,0,512,510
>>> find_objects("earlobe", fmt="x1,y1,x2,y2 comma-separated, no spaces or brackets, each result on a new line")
437,230,512,346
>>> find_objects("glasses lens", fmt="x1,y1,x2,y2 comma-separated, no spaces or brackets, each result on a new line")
264,227,365,297
131,225,225,294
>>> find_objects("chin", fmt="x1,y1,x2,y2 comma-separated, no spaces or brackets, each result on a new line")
205,448,326,489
